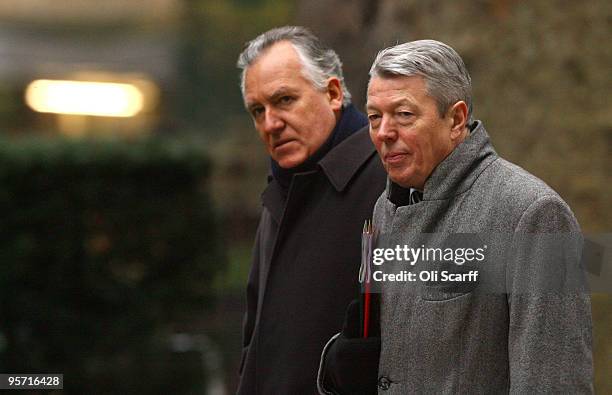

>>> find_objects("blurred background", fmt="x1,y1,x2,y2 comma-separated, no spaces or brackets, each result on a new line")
0,0,609,393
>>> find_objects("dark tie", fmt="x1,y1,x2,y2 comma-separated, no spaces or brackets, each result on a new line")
409,189,423,205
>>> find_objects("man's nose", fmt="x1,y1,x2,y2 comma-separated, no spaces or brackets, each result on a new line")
262,108,285,134
375,115,397,141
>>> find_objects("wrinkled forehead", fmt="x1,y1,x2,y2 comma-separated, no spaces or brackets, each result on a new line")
366,75,429,107
243,42,310,92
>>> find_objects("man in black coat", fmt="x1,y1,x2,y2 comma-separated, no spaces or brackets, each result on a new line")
235,26,386,394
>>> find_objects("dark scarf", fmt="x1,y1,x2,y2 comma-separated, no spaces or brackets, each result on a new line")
388,182,416,206
271,104,368,189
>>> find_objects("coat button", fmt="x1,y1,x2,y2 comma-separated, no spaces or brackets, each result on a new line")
378,376,391,390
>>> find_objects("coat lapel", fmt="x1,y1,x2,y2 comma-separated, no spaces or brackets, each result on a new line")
261,178,285,225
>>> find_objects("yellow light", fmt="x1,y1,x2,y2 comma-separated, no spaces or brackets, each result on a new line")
25,79,145,117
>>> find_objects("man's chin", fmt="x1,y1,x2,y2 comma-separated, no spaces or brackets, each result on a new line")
274,154,307,169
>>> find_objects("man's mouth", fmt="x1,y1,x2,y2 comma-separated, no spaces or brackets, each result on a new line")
273,139,294,149
384,152,408,164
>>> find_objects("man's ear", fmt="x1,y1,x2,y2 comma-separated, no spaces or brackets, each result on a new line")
448,101,468,141
326,77,343,112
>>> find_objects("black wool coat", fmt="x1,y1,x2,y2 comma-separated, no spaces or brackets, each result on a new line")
237,127,387,394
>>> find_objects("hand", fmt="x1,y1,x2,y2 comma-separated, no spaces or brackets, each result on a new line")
321,299,380,395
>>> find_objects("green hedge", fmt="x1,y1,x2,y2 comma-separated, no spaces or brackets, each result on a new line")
0,136,224,393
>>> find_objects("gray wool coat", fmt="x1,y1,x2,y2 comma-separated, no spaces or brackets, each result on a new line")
372,121,593,394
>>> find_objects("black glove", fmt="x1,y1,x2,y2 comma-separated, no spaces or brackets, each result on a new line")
321,299,380,395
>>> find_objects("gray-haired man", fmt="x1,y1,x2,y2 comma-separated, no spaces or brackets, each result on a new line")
236,26,386,394
319,40,593,394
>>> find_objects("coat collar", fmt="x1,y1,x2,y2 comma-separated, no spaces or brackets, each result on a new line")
262,126,377,222
421,121,498,201
319,126,377,192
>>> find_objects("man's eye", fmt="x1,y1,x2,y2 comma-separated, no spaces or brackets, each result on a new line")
251,107,264,117
279,96,294,104
368,114,381,124
398,111,413,118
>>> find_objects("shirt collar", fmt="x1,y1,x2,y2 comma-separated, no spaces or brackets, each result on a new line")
387,179,423,206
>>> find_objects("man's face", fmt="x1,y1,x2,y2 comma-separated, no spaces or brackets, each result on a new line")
243,41,342,169
367,75,462,190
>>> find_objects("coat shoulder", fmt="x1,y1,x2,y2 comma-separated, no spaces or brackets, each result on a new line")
477,158,578,232
488,158,560,201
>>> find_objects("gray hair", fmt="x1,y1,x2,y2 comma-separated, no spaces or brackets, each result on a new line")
237,26,351,106
369,40,472,122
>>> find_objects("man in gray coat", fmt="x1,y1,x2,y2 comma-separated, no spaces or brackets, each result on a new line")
236,26,386,394
319,40,593,394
